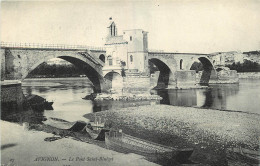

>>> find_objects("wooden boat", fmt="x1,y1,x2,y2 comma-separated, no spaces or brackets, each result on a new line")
85,125,109,141
43,117,87,132
226,147,259,166
105,130,194,163
84,115,109,141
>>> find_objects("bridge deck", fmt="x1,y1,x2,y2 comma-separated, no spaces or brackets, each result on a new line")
148,51,209,56
0,42,106,52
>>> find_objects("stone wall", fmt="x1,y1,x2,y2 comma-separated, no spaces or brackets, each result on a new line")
176,70,196,88
1,81,24,102
150,71,160,88
1,49,5,80
1,81,25,116
123,76,151,94
197,70,239,84
211,70,239,84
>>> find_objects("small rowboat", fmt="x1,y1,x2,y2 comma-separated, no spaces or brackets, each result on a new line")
43,117,87,132
105,130,194,163
84,115,109,141
226,147,259,166
85,126,109,141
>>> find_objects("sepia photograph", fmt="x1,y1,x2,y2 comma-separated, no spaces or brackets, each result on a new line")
1,0,260,165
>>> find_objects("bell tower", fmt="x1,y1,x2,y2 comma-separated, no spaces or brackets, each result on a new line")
107,17,117,39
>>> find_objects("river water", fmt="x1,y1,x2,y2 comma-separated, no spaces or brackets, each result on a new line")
22,78,260,122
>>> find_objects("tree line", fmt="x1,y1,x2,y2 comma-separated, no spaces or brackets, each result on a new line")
27,62,85,78
226,60,260,72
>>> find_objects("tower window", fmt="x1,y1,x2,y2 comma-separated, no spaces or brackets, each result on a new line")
130,36,132,41
99,54,105,63
180,59,183,70
130,55,133,62
108,56,113,66
114,25,116,36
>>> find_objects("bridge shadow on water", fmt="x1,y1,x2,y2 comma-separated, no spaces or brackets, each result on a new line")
155,83,240,111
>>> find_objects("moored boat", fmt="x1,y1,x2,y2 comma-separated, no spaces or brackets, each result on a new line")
43,117,87,132
84,115,109,140
105,130,194,163
226,147,259,166
85,126,109,141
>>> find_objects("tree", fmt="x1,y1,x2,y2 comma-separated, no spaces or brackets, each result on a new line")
190,62,204,73
226,60,260,72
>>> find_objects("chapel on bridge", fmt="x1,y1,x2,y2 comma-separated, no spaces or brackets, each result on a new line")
102,17,149,76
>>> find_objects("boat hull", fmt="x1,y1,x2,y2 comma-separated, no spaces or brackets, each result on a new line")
43,118,87,132
85,127,109,141
105,132,193,163
226,147,259,166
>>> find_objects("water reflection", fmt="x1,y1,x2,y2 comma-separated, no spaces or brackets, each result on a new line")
155,83,243,111
93,100,158,112
19,78,260,122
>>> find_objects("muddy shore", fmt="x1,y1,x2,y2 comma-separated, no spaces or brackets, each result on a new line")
2,104,259,166
84,105,260,166
1,120,158,166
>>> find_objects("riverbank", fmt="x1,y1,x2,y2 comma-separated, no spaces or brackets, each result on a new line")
24,77,90,81
22,77,92,87
1,120,158,166
85,105,260,166
238,72,260,79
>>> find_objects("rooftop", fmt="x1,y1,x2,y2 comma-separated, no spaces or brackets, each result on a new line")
105,36,128,45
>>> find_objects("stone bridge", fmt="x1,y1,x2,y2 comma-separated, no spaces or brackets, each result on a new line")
148,52,218,88
0,43,108,93
1,42,236,93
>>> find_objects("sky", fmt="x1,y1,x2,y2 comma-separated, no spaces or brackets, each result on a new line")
1,0,260,53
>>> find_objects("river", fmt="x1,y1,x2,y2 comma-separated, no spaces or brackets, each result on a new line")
21,78,260,122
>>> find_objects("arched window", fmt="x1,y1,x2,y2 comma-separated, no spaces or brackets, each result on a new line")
130,55,133,62
99,54,105,63
180,59,183,70
107,56,113,66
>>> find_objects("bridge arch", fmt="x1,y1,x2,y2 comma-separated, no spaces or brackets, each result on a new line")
2,48,105,93
149,58,177,89
26,56,104,93
187,56,217,85
104,71,123,92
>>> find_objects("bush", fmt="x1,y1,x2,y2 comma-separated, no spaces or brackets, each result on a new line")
226,60,260,72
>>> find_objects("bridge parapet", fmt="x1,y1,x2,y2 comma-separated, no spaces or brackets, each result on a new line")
0,42,106,52
78,52,104,67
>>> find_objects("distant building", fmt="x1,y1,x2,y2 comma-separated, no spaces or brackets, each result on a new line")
102,18,149,76
211,51,246,66
243,51,260,64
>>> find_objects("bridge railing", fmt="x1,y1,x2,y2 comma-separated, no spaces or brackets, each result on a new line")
148,49,165,53
0,41,106,51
